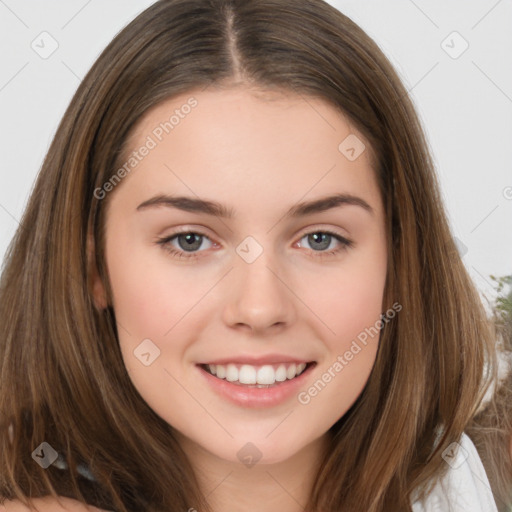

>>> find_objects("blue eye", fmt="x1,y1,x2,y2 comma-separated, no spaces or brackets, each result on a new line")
297,231,353,256
156,229,353,260
156,231,213,260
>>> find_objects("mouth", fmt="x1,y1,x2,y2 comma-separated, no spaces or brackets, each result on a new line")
197,361,317,388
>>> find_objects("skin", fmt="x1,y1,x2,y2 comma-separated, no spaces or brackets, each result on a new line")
91,86,388,512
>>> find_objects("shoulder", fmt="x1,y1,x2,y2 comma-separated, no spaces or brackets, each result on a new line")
0,496,111,512
411,433,498,511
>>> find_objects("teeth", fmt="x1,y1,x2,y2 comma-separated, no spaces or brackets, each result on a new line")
205,362,308,385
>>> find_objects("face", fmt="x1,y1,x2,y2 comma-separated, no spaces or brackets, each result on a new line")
92,86,387,466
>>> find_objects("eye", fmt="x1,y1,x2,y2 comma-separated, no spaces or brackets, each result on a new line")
156,229,214,260
155,227,353,260
296,230,353,259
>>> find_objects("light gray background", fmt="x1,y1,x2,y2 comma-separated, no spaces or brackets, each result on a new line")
1,0,511,304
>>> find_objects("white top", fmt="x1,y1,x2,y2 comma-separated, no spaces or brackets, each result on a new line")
411,432,498,511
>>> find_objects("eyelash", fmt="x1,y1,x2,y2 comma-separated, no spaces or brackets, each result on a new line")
155,227,354,261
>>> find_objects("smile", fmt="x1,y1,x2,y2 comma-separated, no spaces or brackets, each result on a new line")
196,362,318,408
201,362,312,386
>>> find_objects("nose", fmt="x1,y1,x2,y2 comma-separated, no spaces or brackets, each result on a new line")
222,249,296,334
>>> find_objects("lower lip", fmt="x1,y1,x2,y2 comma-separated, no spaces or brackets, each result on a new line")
196,363,317,409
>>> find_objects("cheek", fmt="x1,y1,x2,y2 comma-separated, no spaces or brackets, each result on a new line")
297,265,386,423
106,241,197,336
105,242,197,403
302,254,387,346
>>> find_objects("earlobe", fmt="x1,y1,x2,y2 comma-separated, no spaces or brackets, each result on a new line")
87,233,107,310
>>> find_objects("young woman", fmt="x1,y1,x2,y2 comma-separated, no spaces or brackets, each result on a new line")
0,0,498,510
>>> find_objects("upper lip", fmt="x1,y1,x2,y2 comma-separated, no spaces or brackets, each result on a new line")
197,354,315,366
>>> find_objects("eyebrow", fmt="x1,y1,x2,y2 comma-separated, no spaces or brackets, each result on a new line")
136,193,374,218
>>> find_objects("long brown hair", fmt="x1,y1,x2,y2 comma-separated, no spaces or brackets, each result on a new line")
0,0,496,510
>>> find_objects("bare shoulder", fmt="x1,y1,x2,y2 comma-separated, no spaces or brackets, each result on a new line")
0,496,111,512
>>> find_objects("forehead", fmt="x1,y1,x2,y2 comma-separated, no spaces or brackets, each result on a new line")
113,86,381,216
126,85,368,163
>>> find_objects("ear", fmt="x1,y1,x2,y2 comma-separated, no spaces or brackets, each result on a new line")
87,233,108,310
